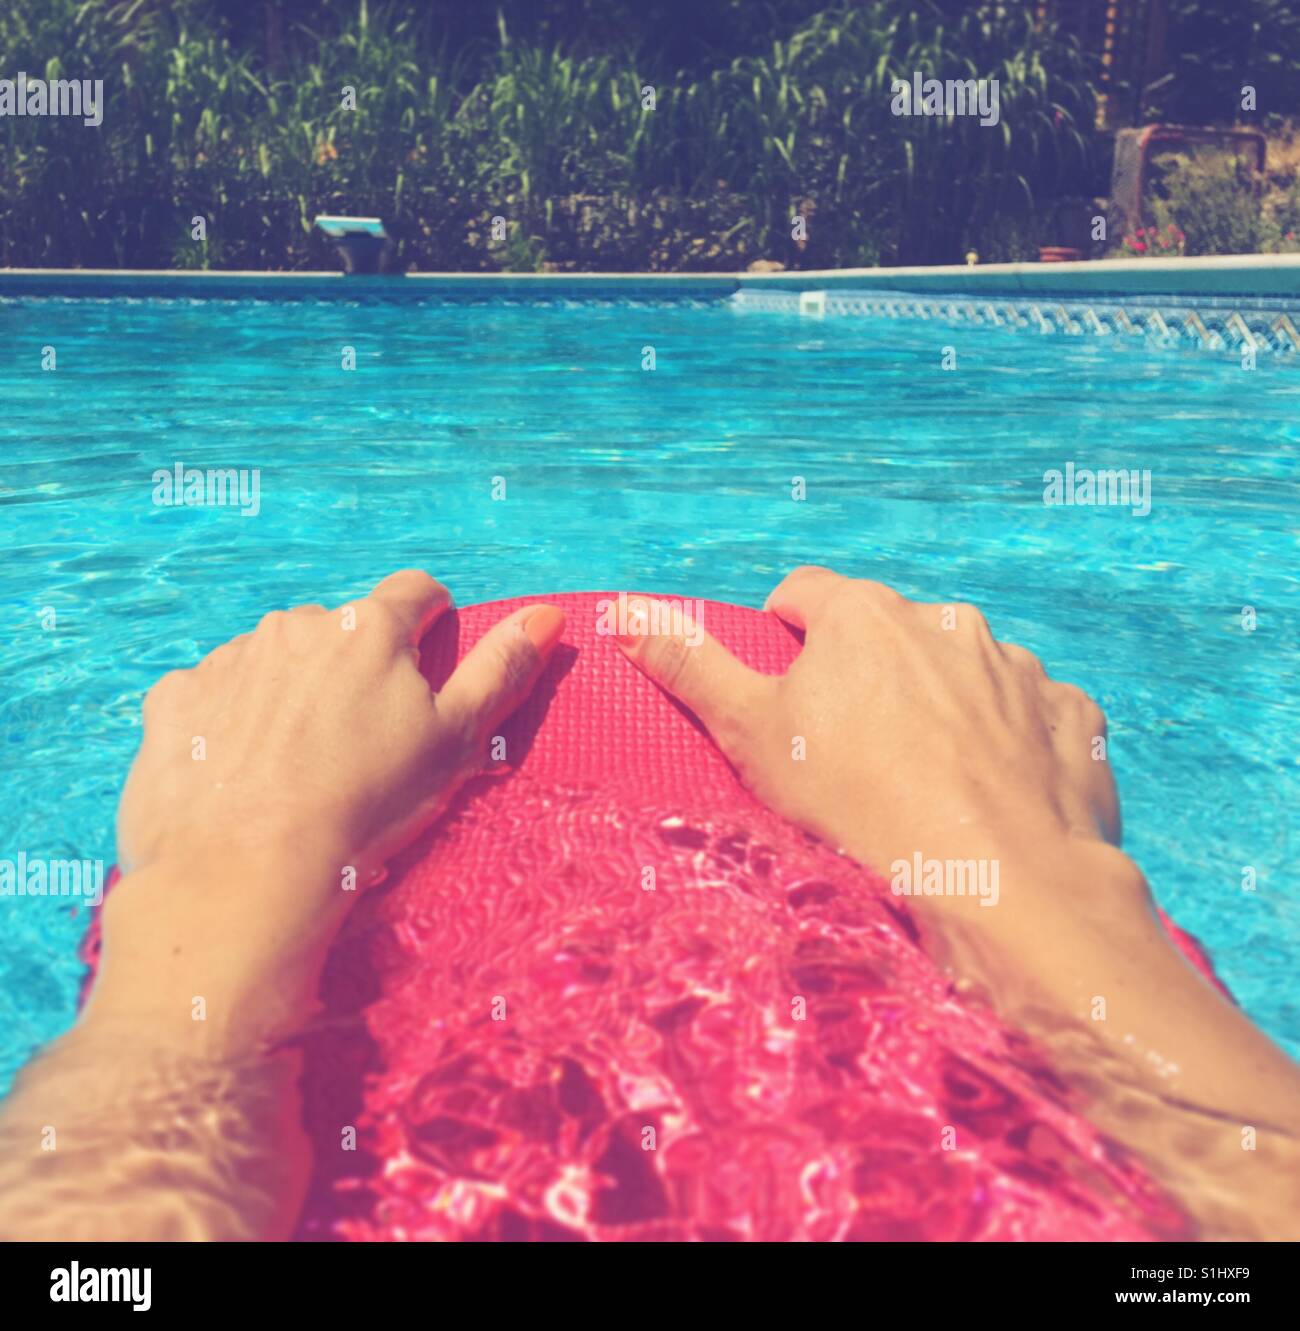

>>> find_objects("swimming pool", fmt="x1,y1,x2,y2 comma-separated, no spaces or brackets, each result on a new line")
0,288,1296,1091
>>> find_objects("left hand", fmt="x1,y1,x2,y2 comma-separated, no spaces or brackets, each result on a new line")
95,571,564,1049
118,570,564,885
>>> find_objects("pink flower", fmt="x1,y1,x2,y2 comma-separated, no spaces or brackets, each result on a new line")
1133,241,1147,252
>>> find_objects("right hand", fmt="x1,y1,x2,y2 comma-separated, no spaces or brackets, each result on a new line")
611,566,1134,929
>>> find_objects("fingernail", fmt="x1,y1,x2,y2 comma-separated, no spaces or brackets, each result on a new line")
611,598,651,648
522,604,565,653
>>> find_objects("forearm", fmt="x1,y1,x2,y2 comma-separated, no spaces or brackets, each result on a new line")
915,836,1300,1239
0,1020,309,1241
0,856,340,1241
83,852,349,1057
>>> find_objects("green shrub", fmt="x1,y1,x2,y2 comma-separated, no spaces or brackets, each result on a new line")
0,0,1101,271
1138,151,1300,257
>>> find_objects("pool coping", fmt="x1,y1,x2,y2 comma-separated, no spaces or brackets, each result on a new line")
0,270,736,299
5,253,1300,299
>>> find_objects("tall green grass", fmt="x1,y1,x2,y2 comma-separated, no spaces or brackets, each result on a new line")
0,0,1099,270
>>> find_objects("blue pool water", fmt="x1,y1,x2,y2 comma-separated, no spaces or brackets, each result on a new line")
0,290,1296,1091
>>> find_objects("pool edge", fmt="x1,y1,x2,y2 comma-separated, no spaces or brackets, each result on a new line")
6,254,1300,300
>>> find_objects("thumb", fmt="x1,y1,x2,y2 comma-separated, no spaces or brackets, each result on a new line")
437,604,566,746
610,596,774,753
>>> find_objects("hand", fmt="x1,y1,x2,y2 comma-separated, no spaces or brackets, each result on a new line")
611,565,1126,928
118,570,564,882
95,571,564,1050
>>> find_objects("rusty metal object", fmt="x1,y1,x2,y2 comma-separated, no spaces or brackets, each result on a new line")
1110,124,1267,237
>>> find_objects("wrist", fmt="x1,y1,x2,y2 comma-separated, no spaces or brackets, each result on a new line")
86,842,358,1059
891,826,1150,932
895,831,1156,1012
121,813,359,893
923,836,1300,1113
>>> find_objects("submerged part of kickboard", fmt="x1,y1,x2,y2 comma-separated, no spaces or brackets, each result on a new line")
82,592,1226,1240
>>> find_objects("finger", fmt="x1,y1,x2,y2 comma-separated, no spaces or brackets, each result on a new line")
611,596,774,747
437,603,566,741
998,640,1046,676
196,632,250,669
762,565,845,630
365,569,452,647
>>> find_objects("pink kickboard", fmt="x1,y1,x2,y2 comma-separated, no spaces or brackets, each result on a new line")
85,592,1227,1241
